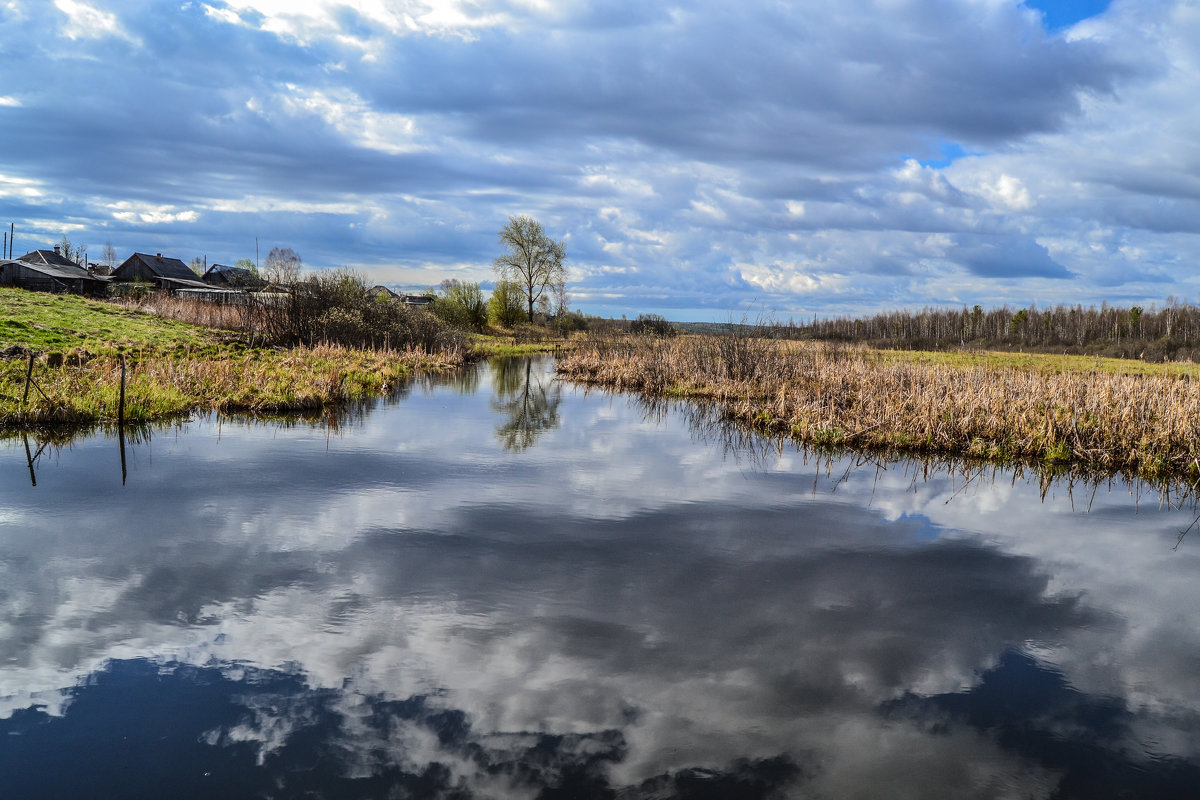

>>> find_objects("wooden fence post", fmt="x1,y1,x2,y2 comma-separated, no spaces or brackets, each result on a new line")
21,352,33,405
118,354,127,425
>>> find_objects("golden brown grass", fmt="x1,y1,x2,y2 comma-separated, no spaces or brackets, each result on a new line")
557,336,1200,480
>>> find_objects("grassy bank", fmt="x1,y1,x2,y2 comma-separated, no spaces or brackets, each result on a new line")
0,288,463,428
557,335,1200,480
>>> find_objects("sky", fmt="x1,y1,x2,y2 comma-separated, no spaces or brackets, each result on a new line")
0,0,1197,321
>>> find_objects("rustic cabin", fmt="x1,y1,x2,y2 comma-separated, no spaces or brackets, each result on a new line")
2,250,108,296
202,263,263,288
112,252,210,291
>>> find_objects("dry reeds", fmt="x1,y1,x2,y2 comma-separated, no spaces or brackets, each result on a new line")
114,294,246,331
557,336,1200,480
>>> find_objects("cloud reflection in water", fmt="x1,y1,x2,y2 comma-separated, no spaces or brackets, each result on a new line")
0,357,1198,798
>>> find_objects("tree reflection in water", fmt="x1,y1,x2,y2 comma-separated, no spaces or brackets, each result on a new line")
490,357,562,452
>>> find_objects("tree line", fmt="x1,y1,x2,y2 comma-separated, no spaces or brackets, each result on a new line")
790,300,1200,361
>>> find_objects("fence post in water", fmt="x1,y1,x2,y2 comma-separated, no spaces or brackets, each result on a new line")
21,352,33,405
118,353,127,425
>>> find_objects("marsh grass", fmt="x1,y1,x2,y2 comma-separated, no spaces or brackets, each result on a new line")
558,335,1200,480
0,344,462,426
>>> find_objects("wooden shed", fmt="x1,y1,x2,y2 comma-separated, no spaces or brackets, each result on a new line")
202,263,264,288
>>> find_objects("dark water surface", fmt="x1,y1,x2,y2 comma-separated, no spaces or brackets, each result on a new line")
2,356,1199,799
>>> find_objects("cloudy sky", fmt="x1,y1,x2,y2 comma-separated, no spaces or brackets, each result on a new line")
1,0,1197,320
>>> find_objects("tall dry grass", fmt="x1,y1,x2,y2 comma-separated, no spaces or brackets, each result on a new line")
115,294,248,331
557,336,1200,479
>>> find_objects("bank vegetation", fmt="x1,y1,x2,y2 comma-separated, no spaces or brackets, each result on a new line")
557,334,1200,481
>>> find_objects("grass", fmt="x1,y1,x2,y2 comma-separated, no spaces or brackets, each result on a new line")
0,287,463,427
0,286,221,355
870,346,1200,379
557,335,1200,481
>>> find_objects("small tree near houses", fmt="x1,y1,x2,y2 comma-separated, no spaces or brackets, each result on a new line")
492,215,566,323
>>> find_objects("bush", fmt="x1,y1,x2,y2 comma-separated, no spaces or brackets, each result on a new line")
630,313,676,337
430,279,488,331
550,310,589,334
488,280,526,328
242,269,462,353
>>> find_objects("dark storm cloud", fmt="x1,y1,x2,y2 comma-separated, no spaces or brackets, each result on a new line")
953,235,1074,279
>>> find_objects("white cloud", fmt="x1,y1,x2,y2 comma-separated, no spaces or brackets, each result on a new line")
272,84,426,155
110,202,199,224
53,0,137,42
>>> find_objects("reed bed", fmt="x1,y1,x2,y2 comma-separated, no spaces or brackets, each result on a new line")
557,336,1200,480
0,343,463,427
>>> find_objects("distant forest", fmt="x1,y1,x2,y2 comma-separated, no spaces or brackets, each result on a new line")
739,301,1200,362
782,302,1200,361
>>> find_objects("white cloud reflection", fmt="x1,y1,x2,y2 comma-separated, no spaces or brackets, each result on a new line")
0,360,1198,794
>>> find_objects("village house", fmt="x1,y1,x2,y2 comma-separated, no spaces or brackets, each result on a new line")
0,246,109,296
111,252,210,291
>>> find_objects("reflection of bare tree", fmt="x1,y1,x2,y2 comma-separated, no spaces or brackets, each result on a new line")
491,358,562,452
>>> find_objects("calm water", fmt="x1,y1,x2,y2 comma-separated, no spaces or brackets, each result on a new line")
2,356,1199,799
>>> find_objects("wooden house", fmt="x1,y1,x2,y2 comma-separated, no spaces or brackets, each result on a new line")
2,249,108,296
112,252,210,291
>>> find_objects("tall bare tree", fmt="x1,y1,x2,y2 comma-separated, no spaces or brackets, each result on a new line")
493,215,566,323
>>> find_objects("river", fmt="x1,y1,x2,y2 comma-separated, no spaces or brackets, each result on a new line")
1,355,1197,799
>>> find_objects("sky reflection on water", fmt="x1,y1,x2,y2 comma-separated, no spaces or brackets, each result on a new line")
1,356,1199,799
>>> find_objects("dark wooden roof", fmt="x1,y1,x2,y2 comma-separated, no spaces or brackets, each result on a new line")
113,252,197,281
4,258,101,282
18,249,90,276
203,264,260,286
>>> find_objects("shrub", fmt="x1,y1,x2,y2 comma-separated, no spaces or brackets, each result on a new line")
242,269,461,353
630,313,676,337
430,279,488,331
488,280,526,328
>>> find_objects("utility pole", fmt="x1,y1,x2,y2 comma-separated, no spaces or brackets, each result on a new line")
255,237,259,271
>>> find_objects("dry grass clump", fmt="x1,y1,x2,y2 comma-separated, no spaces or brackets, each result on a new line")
558,335,1200,479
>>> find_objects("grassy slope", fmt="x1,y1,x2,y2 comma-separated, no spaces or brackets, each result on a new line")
0,287,220,355
0,288,460,427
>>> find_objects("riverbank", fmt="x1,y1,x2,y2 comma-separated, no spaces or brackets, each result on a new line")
0,288,465,427
557,335,1200,480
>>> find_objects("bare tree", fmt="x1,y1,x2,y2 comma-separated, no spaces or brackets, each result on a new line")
493,215,566,323
263,246,302,285
103,241,117,271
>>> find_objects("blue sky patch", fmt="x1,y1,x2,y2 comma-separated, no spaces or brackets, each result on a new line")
1025,0,1111,30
